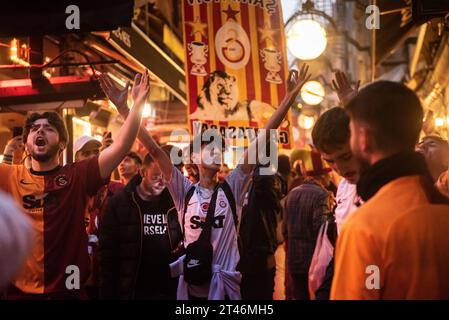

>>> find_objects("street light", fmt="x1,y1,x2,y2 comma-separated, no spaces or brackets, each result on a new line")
301,80,325,105
435,117,445,127
298,114,315,130
143,103,153,118
286,19,327,60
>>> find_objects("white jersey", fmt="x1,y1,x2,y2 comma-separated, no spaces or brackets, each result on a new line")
166,166,250,298
335,178,360,233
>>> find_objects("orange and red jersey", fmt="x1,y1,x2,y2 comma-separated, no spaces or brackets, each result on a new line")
0,157,106,294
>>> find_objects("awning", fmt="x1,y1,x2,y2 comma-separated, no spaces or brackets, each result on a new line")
0,0,133,37
0,76,105,111
107,23,187,105
376,0,449,64
375,0,416,64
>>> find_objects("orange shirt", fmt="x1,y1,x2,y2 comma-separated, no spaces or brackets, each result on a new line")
0,157,105,294
331,176,449,300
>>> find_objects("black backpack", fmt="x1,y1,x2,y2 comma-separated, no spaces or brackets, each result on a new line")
182,181,237,285
238,173,281,273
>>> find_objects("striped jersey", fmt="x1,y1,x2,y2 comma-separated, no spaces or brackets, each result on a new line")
0,156,105,294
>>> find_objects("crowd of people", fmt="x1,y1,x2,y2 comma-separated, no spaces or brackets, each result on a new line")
0,64,449,300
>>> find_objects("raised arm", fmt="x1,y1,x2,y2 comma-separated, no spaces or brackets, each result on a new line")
239,64,311,175
97,71,150,180
2,136,24,165
99,73,174,181
331,70,360,107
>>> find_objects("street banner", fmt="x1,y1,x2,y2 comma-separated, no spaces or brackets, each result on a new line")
182,0,292,148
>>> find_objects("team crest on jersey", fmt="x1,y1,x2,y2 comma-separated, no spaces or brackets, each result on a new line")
219,200,227,208
200,202,209,212
55,175,68,187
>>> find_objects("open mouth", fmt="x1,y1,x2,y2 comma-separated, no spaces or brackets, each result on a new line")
218,96,232,106
35,137,47,147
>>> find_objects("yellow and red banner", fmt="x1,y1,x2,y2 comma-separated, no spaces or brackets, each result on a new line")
182,0,292,148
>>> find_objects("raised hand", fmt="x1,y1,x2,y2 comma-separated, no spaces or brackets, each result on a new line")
97,70,151,181
282,64,312,108
2,136,24,164
131,69,151,109
101,132,113,151
242,64,312,174
4,136,24,154
99,73,130,115
331,70,360,106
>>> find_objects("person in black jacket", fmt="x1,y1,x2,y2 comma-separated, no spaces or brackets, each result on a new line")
238,165,283,300
99,153,183,299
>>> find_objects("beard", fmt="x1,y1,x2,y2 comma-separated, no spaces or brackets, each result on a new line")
29,143,60,162
352,150,371,178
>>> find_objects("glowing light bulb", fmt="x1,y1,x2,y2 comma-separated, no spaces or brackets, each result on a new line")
298,115,315,130
287,19,327,60
435,117,445,127
301,81,325,105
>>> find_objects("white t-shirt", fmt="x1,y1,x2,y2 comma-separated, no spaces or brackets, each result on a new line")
335,178,360,233
166,165,250,297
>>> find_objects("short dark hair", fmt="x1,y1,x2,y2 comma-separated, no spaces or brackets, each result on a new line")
278,154,290,176
346,81,423,152
24,112,68,147
125,152,142,166
142,153,155,166
312,107,350,153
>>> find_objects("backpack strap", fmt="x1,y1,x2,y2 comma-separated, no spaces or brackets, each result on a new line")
198,184,221,242
182,181,238,241
182,186,196,239
220,180,238,228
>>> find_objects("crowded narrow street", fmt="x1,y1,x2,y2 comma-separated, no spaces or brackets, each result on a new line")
0,0,449,316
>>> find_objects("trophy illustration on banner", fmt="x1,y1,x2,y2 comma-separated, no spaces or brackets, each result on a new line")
260,47,282,84
188,41,208,76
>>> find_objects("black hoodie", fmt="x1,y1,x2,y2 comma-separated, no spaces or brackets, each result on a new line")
98,174,183,299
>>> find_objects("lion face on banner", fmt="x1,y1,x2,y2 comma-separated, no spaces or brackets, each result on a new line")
197,70,239,112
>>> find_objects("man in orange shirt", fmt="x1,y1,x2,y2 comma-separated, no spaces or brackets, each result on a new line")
331,81,449,300
2,70,150,299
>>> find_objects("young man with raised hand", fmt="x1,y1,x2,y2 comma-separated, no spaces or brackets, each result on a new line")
312,71,361,233
309,71,360,300
99,65,311,300
1,70,150,299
